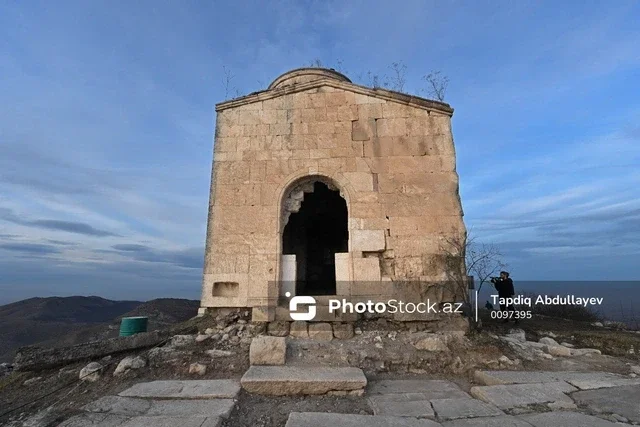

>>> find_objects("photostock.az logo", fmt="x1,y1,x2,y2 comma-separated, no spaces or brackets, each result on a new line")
286,292,316,321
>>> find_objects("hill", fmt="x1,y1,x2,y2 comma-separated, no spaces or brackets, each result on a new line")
0,296,199,363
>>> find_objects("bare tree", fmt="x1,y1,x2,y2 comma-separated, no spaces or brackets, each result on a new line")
423,70,449,101
440,231,506,328
367,71,381,89
388,61,407,93
465,236,506,293
309,58,323,67
222,66,234,100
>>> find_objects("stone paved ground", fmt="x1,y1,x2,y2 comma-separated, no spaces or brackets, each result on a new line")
57,370,640,426
58,380,239,427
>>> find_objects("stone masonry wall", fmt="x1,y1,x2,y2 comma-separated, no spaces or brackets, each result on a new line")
201,71,465,320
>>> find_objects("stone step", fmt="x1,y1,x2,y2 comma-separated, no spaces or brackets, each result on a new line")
241,366,367,396
118,380,240,399
285,412,442,427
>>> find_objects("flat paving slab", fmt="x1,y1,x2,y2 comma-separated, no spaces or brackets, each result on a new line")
83,395,235,418
474,370,624,386
520,411,618,426
441,415,532,427
83,396,151,416
566,377,640,390
119,416,221,427
241,366,367,396
368,394,434,419
430,398,503,421
119,380,240,399
368,380,469,399
285,412,443,426
572,384,640,423
470,382,577,409
58,413,130,427
145,399,235,417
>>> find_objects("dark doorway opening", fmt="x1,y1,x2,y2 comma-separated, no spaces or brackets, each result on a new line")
282,181,348,295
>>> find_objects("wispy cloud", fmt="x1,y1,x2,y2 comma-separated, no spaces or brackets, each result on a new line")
0,208,119,237
0,242,61,256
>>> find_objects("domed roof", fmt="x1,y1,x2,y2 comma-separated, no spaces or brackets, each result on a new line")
268,68,351,90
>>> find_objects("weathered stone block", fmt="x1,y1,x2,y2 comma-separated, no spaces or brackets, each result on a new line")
241,366,366,396
335,252,352,289
119,380,240,399
286,413,439,426
470,382,577,409
520,411,619,427
355,93,386,104
289,321,309,338
351,229,386,252
332,323,354,339
368,394,435,419
376,118,406,137
367,380,469,399
267,321,290,337
352,257,382,282
308,323,333,341
250,336,286,365
430,398,503,420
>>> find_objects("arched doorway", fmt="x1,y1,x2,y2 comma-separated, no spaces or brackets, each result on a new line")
282,179,348,295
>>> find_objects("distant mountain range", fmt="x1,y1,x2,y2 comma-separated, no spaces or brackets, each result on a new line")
0,296,200,363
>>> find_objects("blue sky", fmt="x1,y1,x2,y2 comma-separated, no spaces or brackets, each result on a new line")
1,1,639,305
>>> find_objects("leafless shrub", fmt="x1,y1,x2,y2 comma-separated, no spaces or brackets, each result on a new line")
221,66,244,100
222,66,235,100
423,70,449,101
388,61,407,93
439,231,507,328
366,71,381,89
466,238,506,293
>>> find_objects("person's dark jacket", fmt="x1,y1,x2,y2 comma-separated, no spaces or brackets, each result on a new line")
495,278,515,297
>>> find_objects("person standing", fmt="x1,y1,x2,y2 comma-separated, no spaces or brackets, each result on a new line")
491,271,517,323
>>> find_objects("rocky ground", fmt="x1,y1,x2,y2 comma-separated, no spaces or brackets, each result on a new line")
1,310,639,426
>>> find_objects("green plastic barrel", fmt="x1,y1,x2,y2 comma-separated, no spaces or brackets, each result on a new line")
119,316,148,337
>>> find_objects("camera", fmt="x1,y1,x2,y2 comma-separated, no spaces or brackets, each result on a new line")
490,276,500,283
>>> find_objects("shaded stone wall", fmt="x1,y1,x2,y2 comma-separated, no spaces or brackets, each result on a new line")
201,69,465,321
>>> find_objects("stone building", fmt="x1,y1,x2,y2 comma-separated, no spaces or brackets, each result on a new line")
200,68,466,322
